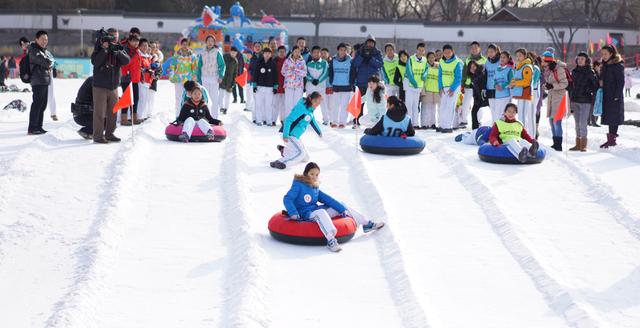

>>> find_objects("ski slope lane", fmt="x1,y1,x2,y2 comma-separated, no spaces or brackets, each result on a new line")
430,131,640,328
327,128,569,328
236,111,410,328
89,117,230,327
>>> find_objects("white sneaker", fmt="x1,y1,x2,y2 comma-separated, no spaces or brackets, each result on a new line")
327,238,342,252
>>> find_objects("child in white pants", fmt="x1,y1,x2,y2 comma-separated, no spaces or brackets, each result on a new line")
283,162,385,252
438,87,461,131
48,69,57,120
176,86,222,142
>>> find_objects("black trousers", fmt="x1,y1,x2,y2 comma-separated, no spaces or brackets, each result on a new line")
74,113,93,134
28,85,48,132
471,103,482,130
232,82,244,102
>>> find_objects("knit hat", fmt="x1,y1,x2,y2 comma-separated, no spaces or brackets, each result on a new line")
542,51,554,62
366,34,376,44
545,47,556,54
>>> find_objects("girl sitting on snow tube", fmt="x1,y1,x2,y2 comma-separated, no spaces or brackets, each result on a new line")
361,96,424,155
171,84,222,143
480,103,544,164
455,126,492,145
278,162,385,252
358,75,387,128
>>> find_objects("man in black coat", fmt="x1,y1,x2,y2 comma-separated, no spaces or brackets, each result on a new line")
91,28,130,144
27,30,54,135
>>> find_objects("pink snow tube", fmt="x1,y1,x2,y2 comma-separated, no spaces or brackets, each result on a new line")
165,124,227,142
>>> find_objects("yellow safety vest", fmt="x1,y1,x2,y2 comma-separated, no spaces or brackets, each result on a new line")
496,119,524,142
424,64,439,93
439,57,462,88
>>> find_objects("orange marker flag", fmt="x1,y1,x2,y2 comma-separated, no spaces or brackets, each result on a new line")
112,83,133,114
347,87,362,119
553,93,568,123
235,70,248,88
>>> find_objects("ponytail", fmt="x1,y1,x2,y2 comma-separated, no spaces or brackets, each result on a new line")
387,95,407,116
304,91,322,108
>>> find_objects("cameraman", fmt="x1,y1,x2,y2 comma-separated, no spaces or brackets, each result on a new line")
352,34,383,126
91,28,130,144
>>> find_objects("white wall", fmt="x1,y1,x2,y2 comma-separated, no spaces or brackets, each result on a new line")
0,15,52,29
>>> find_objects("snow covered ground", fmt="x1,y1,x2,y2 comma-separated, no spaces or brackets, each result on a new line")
1,76,640,328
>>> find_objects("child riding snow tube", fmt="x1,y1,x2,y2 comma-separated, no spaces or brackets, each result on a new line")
165,124,227,142
359,135,425,155
478,143,546,164
268,211,358,245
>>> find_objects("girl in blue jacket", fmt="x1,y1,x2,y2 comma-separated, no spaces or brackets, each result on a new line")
283,162,385,252
270,92,323,170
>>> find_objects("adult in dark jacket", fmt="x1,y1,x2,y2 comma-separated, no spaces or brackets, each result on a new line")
0,56,7,87
569,52,598,151
352,35,383,124
232,51,245,103
467,61,489,129
219,48,239,114
72,76,95,139
91,28,130,143
599,45,625,148
27,31,54,134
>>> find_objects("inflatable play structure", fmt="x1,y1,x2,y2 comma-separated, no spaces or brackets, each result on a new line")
359,135,426,155
477,144,546,164
176,2,288,55
165,124,227,142
268,212,357,245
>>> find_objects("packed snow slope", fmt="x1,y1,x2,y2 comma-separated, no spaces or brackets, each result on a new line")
1,77,640,328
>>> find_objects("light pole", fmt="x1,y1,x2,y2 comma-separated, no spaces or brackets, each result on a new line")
77,8,87,57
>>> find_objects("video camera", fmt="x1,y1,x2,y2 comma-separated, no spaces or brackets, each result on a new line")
95,28,115,44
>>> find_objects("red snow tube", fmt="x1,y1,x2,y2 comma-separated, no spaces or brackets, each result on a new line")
268,212,357,245
165,124,227,142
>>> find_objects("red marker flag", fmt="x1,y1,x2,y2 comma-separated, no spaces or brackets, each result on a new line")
347,87,362,119
235,69,248,88
112,83,133,114
553,93,568,123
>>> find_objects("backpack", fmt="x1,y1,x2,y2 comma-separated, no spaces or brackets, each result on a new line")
553,67,573,91
19,55,30,84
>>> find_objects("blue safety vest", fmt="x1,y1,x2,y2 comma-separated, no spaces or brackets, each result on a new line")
382,115,410,137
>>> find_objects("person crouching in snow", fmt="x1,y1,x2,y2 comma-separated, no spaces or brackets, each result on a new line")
175,85,222,142
359,75,387,127
488,103,539,163
455,125,492,145
270,92,323,170
364,95,415,137
283,162,385,252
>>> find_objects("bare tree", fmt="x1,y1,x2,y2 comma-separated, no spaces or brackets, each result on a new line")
540,1,582,62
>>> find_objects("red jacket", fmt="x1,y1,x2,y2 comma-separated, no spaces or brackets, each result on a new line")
140,54,153,84
276,56,286,94
488,117,534,145
121,46,142,83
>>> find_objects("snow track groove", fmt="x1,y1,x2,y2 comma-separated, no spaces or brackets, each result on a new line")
219,112,270,328
320,129,432,328
427,138,605,328
44,123,154,327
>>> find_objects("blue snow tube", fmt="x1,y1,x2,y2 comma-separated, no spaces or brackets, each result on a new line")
359,135,425,155
478,144,546,164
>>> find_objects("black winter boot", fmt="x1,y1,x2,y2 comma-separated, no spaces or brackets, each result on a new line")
551,137,563,151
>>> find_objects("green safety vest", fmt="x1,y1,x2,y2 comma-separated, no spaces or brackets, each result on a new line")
424,64,439,93
440,57,462,88
465,55,487,85
383,58,399,86
496,120,523,142
409,55,427,89
398,63,406,80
